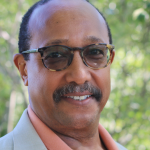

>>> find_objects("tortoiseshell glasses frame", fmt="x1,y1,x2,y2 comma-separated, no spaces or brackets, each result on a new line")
22,43,115,71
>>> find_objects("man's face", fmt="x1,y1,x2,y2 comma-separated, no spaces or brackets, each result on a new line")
25,0,114,132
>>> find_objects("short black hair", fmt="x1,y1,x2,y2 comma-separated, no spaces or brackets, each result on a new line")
18,0,112,60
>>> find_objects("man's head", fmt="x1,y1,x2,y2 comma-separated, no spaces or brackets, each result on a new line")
14,0,115,135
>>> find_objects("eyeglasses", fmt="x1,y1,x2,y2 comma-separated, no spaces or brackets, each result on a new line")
22,43,114,71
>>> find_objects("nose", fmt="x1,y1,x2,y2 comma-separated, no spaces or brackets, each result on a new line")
64,51,92,85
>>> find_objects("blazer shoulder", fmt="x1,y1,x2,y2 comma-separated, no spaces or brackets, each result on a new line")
0,131,14,150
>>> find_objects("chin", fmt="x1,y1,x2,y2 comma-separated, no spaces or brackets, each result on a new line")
59,111,100,130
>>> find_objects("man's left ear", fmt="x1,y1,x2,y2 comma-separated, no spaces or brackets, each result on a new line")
110,50,115,64
13,54,28,86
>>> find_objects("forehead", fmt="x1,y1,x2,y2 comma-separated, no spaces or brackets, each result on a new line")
28,0,109,48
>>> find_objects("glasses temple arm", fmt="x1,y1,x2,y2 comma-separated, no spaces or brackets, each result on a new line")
21,49,38,54
106,44,115,50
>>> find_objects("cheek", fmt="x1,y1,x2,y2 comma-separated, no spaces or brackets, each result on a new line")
26,57,54,106
28,72,54,100
27,70,59,119
27,58,65,106
93,67,111,109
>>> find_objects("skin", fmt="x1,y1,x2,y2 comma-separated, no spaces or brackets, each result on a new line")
14,0,115,149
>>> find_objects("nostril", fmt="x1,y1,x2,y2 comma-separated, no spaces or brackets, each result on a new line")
65,67,91,85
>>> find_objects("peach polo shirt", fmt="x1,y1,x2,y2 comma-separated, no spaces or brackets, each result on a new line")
28,105,119,150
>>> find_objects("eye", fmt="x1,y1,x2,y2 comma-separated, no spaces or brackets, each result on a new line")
44,51,67,60
89,49,104,55
47,52,63,58
84,48,105,60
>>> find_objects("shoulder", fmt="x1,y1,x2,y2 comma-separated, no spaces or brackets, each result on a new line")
0,131,13,150
116,142,128,150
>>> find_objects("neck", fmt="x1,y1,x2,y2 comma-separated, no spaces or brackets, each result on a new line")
52,123,106,150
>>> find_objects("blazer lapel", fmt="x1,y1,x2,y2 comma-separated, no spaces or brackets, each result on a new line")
13,109,47,150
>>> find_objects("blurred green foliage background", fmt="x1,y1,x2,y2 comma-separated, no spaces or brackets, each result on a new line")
0,0,150,149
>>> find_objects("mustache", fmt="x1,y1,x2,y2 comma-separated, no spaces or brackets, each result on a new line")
53,82,102,103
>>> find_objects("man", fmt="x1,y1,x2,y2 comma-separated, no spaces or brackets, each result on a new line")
0,0,127,149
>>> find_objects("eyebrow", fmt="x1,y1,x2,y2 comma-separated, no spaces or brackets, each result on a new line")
45,39,69,46
84,36,104,43
44,36,104,47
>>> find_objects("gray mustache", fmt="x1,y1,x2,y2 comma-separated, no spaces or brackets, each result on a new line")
53,82,102,103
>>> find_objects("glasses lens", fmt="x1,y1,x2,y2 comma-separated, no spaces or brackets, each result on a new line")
83,44,110,69
43,46,72,70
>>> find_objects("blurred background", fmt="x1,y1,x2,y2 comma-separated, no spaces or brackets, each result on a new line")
0,0,150,149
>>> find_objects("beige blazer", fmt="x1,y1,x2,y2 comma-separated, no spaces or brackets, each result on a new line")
0,109,47,150
0,109,127,150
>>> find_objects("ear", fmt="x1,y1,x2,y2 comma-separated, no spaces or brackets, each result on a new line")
110,50,115,64
13,54,28,86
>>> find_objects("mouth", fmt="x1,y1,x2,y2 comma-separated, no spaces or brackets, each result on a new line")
53,82,102,103
64,95,92,101
60,92,95,106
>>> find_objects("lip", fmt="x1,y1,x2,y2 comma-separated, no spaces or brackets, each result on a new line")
63,91,93,97
61,95,94,106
